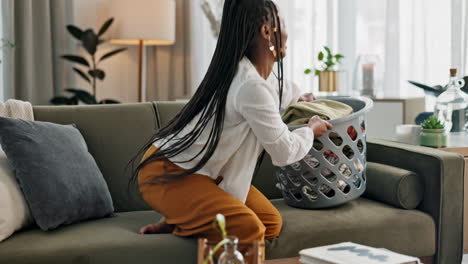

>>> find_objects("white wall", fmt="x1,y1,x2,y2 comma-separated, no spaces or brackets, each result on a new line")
73,0,142,103
73,0,217,103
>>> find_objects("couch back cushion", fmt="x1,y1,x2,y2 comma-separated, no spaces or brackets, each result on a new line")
33,103,158,212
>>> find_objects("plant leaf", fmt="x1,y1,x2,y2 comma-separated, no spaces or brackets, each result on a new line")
81,29,99,55
88,69,106,80
315,69,321,76
73,67,91,84
65,88,98,104
304,68,312,74
66,25,83,40
324,46,331,55
69,96,79,105
215,214,227,238
318,51,324,61
335,54,344,60
98,18,114,37
50,96,72,105
61,55,90,67
99,48,127,62
99,99,120,104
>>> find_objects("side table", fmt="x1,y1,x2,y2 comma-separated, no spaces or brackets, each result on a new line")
439,132,468,253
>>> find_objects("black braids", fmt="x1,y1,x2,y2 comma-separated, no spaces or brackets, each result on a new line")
273,3,284,110
128,0,284,187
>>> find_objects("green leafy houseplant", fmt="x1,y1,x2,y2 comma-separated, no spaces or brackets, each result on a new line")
304,46,344,76
51,18,127,105
421,116,445,130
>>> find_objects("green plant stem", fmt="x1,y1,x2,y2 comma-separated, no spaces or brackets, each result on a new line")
92,54,97,97
203,238,231,264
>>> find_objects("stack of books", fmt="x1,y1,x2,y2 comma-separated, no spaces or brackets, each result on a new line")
299,242,421,264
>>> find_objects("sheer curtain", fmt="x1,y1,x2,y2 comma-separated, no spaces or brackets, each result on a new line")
280,0,452,98
2,0,75,105
194,0,464,99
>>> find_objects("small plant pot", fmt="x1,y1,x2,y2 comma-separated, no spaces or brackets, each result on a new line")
420,129,447,148
319,71,339,93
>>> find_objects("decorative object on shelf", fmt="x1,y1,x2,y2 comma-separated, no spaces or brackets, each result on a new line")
305,46,344,94
352,54,383,98
201,0,224,37
0,39,15,64
408,76,468,97
433,68,468,133
420,116,447,148
202,214,245,264
109,0,176,102
50,18,127,105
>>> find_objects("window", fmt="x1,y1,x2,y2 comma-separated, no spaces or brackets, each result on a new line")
196,0,468,100
278,0,460,98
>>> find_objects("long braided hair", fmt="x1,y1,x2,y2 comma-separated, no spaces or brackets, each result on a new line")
129,0,285,185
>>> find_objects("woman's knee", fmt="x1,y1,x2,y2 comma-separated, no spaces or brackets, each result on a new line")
235,213,266,241
265,212,283,239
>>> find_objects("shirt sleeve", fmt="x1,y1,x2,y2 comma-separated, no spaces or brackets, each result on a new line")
235,81,314,167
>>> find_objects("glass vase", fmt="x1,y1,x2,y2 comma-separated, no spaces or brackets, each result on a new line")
218,236,245,264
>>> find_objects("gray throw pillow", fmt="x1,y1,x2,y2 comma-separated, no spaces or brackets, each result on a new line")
0,117,114,231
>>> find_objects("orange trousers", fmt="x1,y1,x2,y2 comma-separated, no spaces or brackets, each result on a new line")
138,146,282,257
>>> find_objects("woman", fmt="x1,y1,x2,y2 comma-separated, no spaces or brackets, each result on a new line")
132,0,332,253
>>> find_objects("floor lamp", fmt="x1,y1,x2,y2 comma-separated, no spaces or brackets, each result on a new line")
109,0,176,102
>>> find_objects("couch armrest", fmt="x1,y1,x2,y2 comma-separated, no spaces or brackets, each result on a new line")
367,139,464,264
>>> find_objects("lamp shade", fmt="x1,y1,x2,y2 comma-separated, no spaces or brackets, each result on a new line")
109,0,176,46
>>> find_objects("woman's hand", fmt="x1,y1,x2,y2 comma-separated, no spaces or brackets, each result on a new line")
299,93,316,102
307,116,333,137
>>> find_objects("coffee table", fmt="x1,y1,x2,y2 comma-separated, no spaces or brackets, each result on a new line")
264,256,433,264
264,257,299,264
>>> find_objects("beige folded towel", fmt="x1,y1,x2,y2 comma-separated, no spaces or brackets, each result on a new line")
282,99,353,126
0,99,34,120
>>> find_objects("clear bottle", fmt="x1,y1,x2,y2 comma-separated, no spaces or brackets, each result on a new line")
218,236,245,264
434,68,468,132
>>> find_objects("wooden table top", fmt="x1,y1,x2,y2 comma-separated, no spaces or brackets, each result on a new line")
264,257,300,264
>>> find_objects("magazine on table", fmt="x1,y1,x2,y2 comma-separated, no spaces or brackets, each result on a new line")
299,242,421,264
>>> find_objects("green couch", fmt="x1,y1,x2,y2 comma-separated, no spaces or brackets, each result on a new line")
0,102,464,264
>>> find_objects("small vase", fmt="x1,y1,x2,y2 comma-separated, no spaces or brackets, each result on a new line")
420,128,447,148
218,236,245,264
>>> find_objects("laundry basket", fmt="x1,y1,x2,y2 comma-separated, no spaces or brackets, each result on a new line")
276,96,374,209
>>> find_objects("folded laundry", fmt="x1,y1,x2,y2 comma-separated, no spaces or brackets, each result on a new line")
282,100,353,126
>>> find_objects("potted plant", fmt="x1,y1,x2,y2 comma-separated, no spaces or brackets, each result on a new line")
305,46,344,94
51,18,127,105
420,116,447,148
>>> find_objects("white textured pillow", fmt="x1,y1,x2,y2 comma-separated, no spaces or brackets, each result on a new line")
0,148,32,242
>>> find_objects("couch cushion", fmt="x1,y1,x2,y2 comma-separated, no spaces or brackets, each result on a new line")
33,103,159,213
0,198,435,263
0,211,196,264
0,118,114,231
364,162,424,209
266,198,436,259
